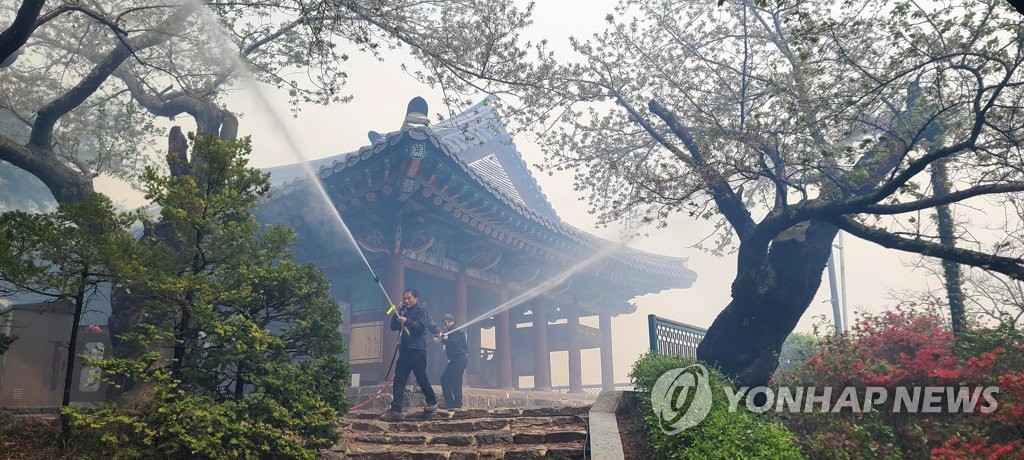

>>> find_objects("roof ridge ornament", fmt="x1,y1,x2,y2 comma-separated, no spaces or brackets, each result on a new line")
402,96,430,129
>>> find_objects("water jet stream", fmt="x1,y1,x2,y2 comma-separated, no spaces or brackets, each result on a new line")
183,0,397,311
449,240,628,334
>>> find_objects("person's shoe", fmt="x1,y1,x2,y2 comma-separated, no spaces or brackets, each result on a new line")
379,409,403,422
422,403,438,414
440,403,462,410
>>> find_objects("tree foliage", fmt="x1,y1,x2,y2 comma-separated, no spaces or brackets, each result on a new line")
0,192,141,442
0,193,140,300
60,136,349,458
461,0,1024,271
404,0,1024,384
0,0,532,204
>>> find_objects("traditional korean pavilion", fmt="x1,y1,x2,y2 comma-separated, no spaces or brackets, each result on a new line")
257,97,696,392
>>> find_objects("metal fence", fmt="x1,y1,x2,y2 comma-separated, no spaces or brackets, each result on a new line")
648,314,707,358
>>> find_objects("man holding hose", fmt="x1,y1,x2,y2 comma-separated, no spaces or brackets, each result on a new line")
438,313,468,409
381,288,440,421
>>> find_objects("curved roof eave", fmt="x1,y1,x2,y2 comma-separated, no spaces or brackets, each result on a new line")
263,125,696,288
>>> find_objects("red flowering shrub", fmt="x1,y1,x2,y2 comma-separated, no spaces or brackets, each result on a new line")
774,300,1024,459
932,437,1024,460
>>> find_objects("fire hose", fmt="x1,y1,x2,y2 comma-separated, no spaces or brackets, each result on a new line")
349,341,401,411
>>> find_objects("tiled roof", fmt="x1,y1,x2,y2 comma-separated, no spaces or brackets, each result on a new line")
468,153,525,205
431,98,559,219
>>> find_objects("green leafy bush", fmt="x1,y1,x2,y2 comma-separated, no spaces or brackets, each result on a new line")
65,372,342,459
629,352,804,459
775,332,820,377
62,136,350,459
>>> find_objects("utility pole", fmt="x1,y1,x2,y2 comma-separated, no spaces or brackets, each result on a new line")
827,251,843,333
837,232,849,332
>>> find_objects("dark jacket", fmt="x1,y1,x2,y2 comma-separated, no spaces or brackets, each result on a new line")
440,329,468,359
391,303,440,351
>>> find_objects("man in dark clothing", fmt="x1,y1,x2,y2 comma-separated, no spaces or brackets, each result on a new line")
381,289,440,421
439,313,468,409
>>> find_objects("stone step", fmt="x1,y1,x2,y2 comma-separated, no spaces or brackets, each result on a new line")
345,385,599,414
338,406,591,460
340,442,587,459
342,415,587,434
346,406,590,420
346,430,588,447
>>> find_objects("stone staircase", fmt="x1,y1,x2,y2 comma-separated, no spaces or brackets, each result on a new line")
329,406,591,459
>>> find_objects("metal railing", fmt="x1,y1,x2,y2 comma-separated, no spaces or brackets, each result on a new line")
648,314,707,359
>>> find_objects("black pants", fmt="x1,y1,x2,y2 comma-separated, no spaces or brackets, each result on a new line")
391,348,436,412
440,354,468,407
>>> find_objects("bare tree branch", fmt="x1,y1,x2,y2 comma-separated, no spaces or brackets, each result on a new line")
114,68,236,138
648,99,756,238
27,7,191,150
0,133,92,202
860,182,1024,214
833,216,1024,281
33,4,129,37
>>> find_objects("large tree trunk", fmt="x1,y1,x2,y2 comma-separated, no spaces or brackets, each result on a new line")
931,160,966,336
0,0,45,66
697,220,838,388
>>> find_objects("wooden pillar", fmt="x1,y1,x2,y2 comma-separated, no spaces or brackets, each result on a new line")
454,272,468,325
600,311,614,391
387,252,405,304
467,323,481,387
568,303,583,393
533,298,551,390
496,288,514,389
453,271,470,387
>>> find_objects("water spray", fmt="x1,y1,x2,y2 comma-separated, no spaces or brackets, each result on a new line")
183,0,404,326
448,239,629,334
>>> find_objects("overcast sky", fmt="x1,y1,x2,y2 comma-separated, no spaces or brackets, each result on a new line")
93,1,939,386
